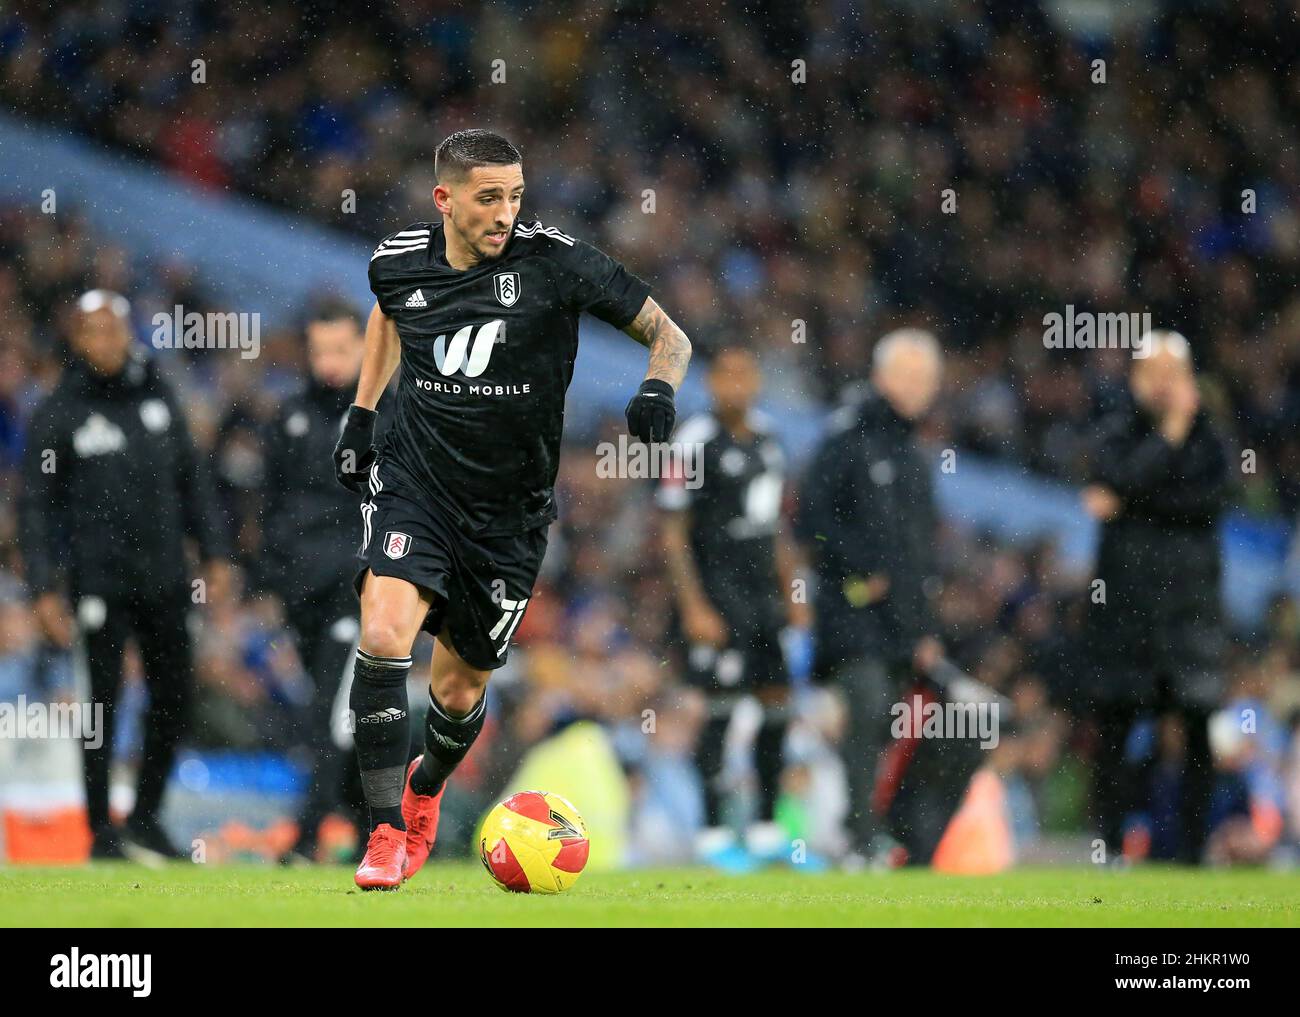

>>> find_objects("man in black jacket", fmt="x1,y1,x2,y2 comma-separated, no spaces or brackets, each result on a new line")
259,299,392,862
797,329,945,863
1082,331,1232,864
18,290,231,861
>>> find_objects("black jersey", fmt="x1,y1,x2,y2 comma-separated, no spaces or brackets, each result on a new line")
368,218,651,536
18,351,228,600
657,410,787,633
260,379,394,600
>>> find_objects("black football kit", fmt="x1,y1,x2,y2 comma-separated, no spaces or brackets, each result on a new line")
357,218,651,669
658,410,790,691
657,409,790,824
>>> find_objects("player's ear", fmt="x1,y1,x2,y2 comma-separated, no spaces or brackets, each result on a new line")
432,184,451,215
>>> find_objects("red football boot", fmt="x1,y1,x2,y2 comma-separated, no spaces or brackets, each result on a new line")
401,755,445,880
354,823,407,891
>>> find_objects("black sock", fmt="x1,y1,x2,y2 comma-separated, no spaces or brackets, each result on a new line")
409,689,487,797
350,649,413,832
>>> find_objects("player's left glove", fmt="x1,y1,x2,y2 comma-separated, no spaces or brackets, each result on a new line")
334,404,378,494
625,379,676,443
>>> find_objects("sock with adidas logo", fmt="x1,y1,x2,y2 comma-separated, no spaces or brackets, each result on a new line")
409,689,487,797
351,649,413,832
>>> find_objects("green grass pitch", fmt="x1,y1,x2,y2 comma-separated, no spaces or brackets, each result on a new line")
2,863,1297,926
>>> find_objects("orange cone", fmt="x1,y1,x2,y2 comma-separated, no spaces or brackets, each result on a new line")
931,767,1014,874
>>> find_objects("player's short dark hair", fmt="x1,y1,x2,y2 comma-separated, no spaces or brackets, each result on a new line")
435,129,522,184
305,296,364,333
702,338,757,368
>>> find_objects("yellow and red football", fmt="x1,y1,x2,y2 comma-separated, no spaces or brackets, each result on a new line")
478,790,590,894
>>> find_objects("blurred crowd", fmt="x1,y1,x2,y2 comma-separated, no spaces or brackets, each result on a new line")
3,0,1300,865
5,0,1300,505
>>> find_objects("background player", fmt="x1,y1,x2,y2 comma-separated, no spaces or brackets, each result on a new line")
657,345,806,863
258,298,393,863
332,129,692,889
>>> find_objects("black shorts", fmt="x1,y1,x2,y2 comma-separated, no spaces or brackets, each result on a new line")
354,458,548,671
684,625,788,693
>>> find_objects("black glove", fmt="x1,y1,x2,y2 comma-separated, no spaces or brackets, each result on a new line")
333,405,378,494
624,379,676,443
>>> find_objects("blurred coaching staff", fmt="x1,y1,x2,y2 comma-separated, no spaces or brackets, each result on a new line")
797,328,946,864
18,290,231,862
258,298,393,863
1082,330,1232,864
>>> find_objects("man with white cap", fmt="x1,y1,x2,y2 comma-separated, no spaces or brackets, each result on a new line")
18,290,231,862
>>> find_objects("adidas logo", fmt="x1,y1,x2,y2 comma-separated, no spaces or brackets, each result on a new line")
429,729,464,750
358,708,407,724
405,289,428,309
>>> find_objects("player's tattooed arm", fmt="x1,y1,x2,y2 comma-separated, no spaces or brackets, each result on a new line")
354,303,401,409
623,297,691,390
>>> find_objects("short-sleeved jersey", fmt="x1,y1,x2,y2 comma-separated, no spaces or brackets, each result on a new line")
369,219,651,536
657,410,787,632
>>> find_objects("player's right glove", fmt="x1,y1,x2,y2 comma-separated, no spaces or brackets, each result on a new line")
625,378,676,444
333,404,378,494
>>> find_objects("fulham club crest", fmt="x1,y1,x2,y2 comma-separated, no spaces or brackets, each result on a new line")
384,531,411,559
494,272,519,307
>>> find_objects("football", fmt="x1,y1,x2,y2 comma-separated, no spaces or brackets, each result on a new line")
478,791,590,894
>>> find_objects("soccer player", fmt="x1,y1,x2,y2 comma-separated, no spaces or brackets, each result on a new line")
333,129,692,889
657,345,805,859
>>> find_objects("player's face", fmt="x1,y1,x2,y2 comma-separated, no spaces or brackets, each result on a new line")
709,349,761,416
73,307,131,375
307,318,364,389
437,164,525,263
